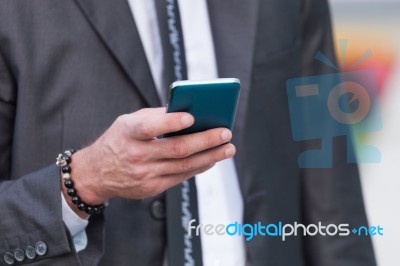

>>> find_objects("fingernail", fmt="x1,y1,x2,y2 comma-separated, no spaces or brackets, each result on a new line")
225,146,236,157
181,115,193,126
221,130,232,142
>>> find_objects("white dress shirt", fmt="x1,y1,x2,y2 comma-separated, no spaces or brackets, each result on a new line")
62,1,245,264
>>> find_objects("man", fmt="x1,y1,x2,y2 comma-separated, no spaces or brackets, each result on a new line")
0,0,376,265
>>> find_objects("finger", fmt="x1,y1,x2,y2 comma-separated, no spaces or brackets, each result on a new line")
157,164,216,193
135,163,215,199
126,108,195,140
135,107,166,116
152,143,236,176
149,128,233,159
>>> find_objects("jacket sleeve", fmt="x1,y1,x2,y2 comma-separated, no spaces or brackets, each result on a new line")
299,0,377,265
0,47,104,266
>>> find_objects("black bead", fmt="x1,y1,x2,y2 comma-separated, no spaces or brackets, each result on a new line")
63,155,71,164
78,203,86,211
86,206,94,215
57,148,106,215
61,165,71,173
67,188,76,197
71,196,80,205
64,179,74,188
92,206,99,214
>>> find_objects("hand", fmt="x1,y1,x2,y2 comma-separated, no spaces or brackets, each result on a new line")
64,107,235,214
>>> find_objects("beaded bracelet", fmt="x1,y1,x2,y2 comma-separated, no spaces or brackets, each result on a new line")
56,149,106,215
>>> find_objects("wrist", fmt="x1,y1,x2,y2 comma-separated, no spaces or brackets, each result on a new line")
61,180,89,219
57,149,108,216
69,149,109,205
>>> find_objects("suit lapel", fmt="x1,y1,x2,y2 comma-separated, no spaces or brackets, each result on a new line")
74,0,161,107
207,0,259,144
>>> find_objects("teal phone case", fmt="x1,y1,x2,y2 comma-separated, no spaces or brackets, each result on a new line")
165,78,240,137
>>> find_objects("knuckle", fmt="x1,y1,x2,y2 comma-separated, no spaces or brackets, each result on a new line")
127,148,146,163
212,148,221,160
136,120,153,138
205,132,215,147
179,158,193,172
116,114,128,123
172,140,189,158
129,153,143,164
131,166,148,180
116,114,129,124
115,114,134,138
115,114,129,128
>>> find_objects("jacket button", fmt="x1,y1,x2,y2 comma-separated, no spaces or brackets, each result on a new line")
25,246,36,260
13,249,25,262
150,199,166,220
35,241,47,256
3,252,15,265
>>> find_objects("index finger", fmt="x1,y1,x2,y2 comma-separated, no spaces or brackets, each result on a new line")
127,108,194,140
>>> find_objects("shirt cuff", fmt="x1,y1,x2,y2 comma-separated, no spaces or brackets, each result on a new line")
61,192,89,252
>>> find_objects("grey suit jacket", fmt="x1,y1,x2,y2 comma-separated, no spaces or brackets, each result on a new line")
0,0,376,265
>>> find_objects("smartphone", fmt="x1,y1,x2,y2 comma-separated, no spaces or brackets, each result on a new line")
164,78,240,137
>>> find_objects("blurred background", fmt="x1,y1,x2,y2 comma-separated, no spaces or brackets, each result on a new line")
329,0,400,265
